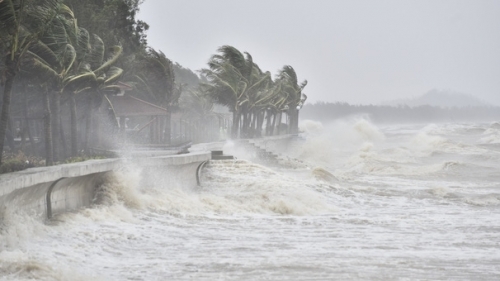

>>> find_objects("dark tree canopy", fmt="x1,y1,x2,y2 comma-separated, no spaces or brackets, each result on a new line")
63,0,149,55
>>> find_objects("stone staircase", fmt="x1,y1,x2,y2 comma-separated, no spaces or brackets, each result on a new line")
240,136,309,168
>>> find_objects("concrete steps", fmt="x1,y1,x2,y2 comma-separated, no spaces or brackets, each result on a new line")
243,137,309,169
211,150,234,160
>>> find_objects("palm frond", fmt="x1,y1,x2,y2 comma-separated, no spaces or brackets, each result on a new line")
76,27,90,61
218,45,247,73
29,39,59,67
57,43,75,75
300,80,307,90
74,86,91,94
0,0,19,35
103,66,123,84
29,55,59,81
93,45,122,74
88,34,104,67
63,70,96,90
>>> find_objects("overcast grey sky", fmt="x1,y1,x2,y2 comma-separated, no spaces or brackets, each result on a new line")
138,0,500,105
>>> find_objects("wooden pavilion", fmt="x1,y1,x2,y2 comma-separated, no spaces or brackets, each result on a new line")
98,94,171,147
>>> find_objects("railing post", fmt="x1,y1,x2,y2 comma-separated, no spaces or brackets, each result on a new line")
46,177,66,220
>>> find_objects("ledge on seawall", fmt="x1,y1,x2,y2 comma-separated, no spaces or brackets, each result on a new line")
0,151,211,220
0,151,211,197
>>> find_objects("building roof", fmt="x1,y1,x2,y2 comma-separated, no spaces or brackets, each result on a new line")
105,95,168,117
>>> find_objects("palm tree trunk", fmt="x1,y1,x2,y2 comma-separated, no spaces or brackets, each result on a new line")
265,111,272,136
270,112,277,136
240,115,244,137
59,119,67,159
292,108,299,134
51,91,60,162
6,118,16,151
159,116,164,143
44,90,53,166
275,112,282,135
22,90,33,154
0,62,16,165
26,123,34,155
84,96,93,153
242,110,252,138
20,123,26,151
69,94,78,156
257,110,265,137
165,113,171,144
231,111,240,138
249,112,255,138
241,113,246,138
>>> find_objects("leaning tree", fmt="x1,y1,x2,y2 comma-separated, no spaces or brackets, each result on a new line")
274,65,307,135
0,0,63,164
201,45,272,138
132,48,179,144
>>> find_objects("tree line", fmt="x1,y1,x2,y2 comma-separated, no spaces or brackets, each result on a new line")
0,0,308,168
301,102,500,123
201,45,307,139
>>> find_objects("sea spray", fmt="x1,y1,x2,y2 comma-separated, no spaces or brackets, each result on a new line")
293,118,385,168
199,160,336,215
0,210,49,249
95,165,144,209
1,121,499,280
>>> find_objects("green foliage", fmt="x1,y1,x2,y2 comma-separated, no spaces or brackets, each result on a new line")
173,63,200,89
201,45,261,111
0,0,66,165
64,155,107,163
0,152,108,174
63,0,148,55
274,65,308,110
0,152,43,174
132,48,178,108
200,45,307,137
179,90,215,119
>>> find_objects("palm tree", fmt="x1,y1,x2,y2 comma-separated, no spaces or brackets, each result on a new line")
29,20,123,157
28,4,79,161
61,30,123,153
0,0,62,164
63,41,123,152
25,4,104,161
274,65,307,134
201,45,271,138
133,48,179,144
242,66,274,138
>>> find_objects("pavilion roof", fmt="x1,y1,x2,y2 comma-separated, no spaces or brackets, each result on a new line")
105,95,168,117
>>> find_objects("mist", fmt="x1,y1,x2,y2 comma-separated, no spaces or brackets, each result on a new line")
139,0,500,106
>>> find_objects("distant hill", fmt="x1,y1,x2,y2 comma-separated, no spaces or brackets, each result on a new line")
385,89,487,108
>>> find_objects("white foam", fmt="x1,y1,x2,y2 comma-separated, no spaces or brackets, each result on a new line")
2,121,500,280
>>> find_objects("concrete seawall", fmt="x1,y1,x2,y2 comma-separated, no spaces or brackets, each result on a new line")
0,151,211,220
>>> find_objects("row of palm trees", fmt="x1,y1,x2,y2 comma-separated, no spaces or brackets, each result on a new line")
0,0,130,165
0,1,308,168
200,45,307,138
0,0,186,167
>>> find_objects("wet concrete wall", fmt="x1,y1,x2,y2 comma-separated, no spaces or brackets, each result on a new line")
0,152,210,220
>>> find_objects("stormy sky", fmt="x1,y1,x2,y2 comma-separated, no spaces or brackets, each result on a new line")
138,0,500,105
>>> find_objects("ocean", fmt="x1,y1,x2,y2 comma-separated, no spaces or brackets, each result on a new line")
1,119,500,280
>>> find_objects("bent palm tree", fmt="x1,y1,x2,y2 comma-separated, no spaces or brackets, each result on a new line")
201,45,271,138
63,41,123,152
0,0,62,164
274,65,307,134
133,48,179,144
25,4,84,162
